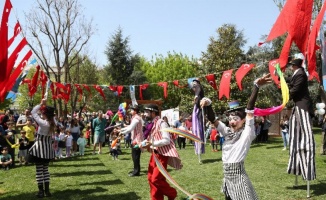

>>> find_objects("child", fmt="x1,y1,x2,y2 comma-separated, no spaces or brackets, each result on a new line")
22,117,36,149
77,133,87,156
0,146,13,170
110,134,121,160
85,125,91,147
57,127,66,158
65,130,73,157
210,125,218,152
53,130,60,159
18,130,29,165
5,122,17,167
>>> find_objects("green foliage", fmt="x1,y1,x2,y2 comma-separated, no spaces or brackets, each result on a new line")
104,27,140,85
0,99,12,111
140,52,199,113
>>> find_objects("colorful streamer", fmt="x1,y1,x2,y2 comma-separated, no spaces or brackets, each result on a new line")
153,153,214,200
254,63,289,116
160,127,203,143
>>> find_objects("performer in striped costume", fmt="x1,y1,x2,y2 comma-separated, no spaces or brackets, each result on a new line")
286,58,316,196
29,99,56,198
141,104,182,200
201,74,272,200
120,104,144,177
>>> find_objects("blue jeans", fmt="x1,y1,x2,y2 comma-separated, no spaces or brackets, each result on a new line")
281,131,289,148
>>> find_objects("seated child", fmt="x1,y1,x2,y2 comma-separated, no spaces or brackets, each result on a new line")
18,130,29,165
0,146,13,170
77,133,87,156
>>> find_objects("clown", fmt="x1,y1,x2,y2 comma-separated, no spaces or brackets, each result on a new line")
201,73,272,200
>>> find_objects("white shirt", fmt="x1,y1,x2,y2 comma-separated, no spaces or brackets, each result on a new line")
178,125,187,138
120,117,140,135
217,117,255,163
66,135,73,147
31,105,51,136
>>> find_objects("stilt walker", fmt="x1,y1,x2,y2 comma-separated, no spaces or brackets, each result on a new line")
286,57,316,198
191,78,205,164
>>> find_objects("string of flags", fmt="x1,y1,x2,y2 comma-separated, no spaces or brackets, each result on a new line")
1,0,324,105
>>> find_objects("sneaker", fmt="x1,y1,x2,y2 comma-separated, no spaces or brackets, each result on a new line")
98,151,102,154
6,166,9,170
92,152,96,155
282,148,287,151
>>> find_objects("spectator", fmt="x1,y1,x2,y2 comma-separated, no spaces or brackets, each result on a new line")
177,121,187,150
92,111,107,155
77,133,87,156
0,147,12,170
22,118,36,149
260,116,271,143
18,130,29,165
280,115,289,150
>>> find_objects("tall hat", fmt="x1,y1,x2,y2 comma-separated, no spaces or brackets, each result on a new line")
143,104,159,112
129,104,140,112
225,100,246,119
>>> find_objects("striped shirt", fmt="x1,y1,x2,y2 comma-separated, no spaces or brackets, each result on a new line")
149,117,182,170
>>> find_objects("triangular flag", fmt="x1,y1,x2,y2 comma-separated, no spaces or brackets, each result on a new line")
235,64,254,90
219,69,233,100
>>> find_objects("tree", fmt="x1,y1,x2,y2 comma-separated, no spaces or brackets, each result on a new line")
24,0,94,116
104,27,140,86
141,52,198,113
201,24,250,112
68,54,100,116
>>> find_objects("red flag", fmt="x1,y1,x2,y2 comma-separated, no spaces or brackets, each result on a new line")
83,84,92,98
40,71,48,98
262,0,313,68
21,79,31,85
157,82,168,99
74,84,83,102
93,85,106,100
308,70,320,82
205,74,218,90
108,85,117,92
172,80,187,88
307,1,326,77
6,38,28,78
268,59,280,86
235,64,254,90
8,21,21,46
0,50,32,101
117,85,124,97
50,82,57,100
0,0,13,82
219,70,233,100
139,84,149,100
29,65,40,97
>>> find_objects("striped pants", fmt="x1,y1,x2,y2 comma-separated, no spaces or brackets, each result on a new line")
222,162,258,200
287,107,316,181
36,163,50,184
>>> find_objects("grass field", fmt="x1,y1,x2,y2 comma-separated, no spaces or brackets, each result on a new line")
0,128,326,200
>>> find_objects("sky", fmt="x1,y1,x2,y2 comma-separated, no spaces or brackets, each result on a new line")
6,0,281,67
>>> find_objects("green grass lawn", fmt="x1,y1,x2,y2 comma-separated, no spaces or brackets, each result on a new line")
1,128,326,200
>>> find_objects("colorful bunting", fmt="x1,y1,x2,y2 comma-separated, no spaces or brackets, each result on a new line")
93,85,106,100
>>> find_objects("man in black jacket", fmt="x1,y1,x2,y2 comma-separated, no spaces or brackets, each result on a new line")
286,58,316,196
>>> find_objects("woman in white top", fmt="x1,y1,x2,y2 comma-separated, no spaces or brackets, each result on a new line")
29,99,55,198
68,118,80,156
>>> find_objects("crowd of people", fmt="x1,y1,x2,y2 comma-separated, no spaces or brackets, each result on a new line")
0,57,322,199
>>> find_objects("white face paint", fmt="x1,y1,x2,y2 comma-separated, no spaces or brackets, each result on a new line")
144,111,151,118
228,115,244,131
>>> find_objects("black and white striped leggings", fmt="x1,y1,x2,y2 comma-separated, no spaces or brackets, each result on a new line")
36,163,50,184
